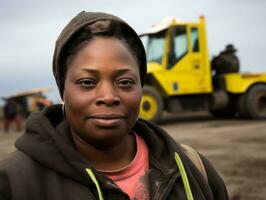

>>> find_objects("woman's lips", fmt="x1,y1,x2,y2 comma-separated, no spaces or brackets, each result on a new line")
88,114,125,127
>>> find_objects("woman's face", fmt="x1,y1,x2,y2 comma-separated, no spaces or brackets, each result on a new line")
64,37,142,148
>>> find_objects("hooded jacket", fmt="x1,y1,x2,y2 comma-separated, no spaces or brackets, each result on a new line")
0,105,228,200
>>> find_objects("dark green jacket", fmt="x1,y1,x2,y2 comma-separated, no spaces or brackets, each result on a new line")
0,105,228,200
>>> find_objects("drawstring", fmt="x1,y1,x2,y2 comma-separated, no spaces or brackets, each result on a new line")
86,168,104,200
86,153,193,200
175,152,194,200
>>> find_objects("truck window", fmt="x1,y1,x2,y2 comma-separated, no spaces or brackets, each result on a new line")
168,26,188,69
146,30,166,64
173,26,188,61
191,27,199,52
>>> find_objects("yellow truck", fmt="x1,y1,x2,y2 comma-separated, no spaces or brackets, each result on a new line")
139,16,266,122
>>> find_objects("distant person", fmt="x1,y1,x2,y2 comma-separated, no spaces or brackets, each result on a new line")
211,44,240,75
3,99,21,133
0,11,228,200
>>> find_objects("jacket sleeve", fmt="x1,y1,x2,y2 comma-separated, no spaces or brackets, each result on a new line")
200,154,229,200
0,172,12,200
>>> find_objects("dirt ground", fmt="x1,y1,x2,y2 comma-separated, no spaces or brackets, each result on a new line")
0,113,266,199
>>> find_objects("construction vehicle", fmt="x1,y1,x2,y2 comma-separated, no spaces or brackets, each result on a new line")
2,87,52,117
139,16,266,122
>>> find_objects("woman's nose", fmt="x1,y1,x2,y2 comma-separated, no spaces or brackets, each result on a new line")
95,84,121,106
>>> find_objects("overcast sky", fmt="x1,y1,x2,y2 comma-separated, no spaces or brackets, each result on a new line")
1,0,266,104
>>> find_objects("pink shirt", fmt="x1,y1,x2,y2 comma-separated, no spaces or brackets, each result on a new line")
100,133,149,199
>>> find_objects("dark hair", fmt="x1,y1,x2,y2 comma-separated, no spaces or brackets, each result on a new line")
60,20,143,90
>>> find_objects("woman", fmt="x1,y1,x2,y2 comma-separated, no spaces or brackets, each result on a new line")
0,11,228,200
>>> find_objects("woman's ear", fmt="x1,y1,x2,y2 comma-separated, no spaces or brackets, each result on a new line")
63,91,66,102
62,92,66,118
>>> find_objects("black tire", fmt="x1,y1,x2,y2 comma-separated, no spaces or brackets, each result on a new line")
139,86,164,123
244,84,266,119
210,92,236,118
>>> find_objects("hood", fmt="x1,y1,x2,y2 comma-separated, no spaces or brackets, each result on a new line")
15,105,96,185
53,11,147,98
15,105,180,185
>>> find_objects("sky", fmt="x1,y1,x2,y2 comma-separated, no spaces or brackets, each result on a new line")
0,0,266,104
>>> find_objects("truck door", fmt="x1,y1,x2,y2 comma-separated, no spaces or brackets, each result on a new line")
156,25,212,95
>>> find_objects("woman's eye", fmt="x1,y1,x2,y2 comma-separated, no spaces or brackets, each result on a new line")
77,79,96,88
117,79,135,88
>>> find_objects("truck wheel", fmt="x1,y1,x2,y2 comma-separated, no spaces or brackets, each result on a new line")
210,92,236,118
244,84,266,119
139,86,164,123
